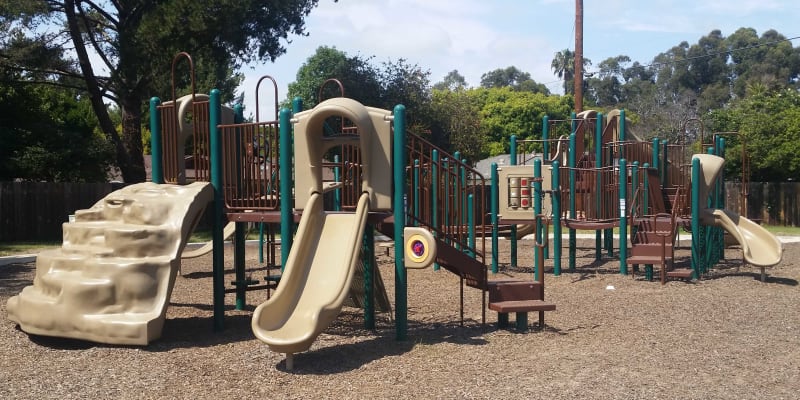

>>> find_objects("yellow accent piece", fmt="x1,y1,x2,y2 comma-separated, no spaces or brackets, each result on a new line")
403,227,437,269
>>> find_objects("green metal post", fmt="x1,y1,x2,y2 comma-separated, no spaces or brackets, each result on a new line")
619,109,626,141
691,157,701,279
279,108,293,271
333,155,341,211
568,133,577,272
149,97,163,184
432,150,440,271
209,89,225,331
619,158,628,275
533,158,542,276
393,104,408,341
652,138,660,181
363,224,375,329
509,136,518,269
551,161,562,276
643,163,653,281
630,162,639,274
292,97,303,114
491,163,499,274
595,112,604,261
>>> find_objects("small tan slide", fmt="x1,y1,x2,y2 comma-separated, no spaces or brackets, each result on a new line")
701,208,782,267
251,191,370,368
694,154,782,268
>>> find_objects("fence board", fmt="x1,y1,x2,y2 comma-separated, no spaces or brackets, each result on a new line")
1,181,798,242
725,182,800,226
0,182,119,242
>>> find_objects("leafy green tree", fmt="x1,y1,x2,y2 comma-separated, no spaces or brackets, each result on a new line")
286,47,432,133
0,79,113,181
585,55,630,106
474,87,572,157
286,46,381,109
433,70,468,91
726,28,800,98
429,88,483,162
1,0,327,182
378,58,432,132
480,66,549,94
707,88,800,181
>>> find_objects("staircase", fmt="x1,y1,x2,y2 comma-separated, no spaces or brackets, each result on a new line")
402,133,554,329
627,175,693,283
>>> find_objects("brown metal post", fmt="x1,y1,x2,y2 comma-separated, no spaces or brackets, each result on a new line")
574,0,584,113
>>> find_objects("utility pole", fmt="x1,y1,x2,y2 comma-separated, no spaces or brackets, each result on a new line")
574,0,584,113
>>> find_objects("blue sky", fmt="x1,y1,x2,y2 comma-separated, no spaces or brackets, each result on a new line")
240,0,799,115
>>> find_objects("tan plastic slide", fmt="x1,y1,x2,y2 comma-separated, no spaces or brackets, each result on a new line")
701,208,782,267
251,191,370,362
6,182,213,345
694,154,782,267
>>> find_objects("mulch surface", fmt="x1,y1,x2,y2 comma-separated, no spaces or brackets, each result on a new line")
2,238,799,399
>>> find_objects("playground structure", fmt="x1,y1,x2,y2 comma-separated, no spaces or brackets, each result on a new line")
5,52,783,366
496,109,782,283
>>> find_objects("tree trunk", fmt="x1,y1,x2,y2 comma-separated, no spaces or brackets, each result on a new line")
64,0,145,183
120,96,147,182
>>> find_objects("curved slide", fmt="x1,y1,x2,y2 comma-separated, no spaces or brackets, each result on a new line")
700,209,782,267
251,191,370,361
693,154,782,268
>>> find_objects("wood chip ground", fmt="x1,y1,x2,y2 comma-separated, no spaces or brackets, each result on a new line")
2,238,799,399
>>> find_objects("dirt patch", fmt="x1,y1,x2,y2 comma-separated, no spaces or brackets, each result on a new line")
1,238,799,399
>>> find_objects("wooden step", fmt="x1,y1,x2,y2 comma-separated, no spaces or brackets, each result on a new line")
666,269,694,279
626,255,673,265
630,244,673,259
489,299,556,313
488,280,543,302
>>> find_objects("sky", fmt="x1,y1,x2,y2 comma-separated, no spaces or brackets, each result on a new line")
239,0,800,116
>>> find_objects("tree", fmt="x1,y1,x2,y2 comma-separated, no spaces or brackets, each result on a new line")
707,88,800,181
286,46,381,109
430,88,483,162
379,58,432,133
551,49,590,95
585,55,630,106
287,47,433,133
474,87,572,157
480,66,549,94
1,0,328,182
0,79,113,181
433,70,468,91
726,28,800,98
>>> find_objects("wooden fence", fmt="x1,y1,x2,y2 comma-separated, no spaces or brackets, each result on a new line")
1,181,798,242
725,182,800,227
0,182,125,242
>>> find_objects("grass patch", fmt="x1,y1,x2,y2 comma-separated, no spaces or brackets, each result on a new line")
763,224,800,236
188,227,273,243
0,241,59,256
